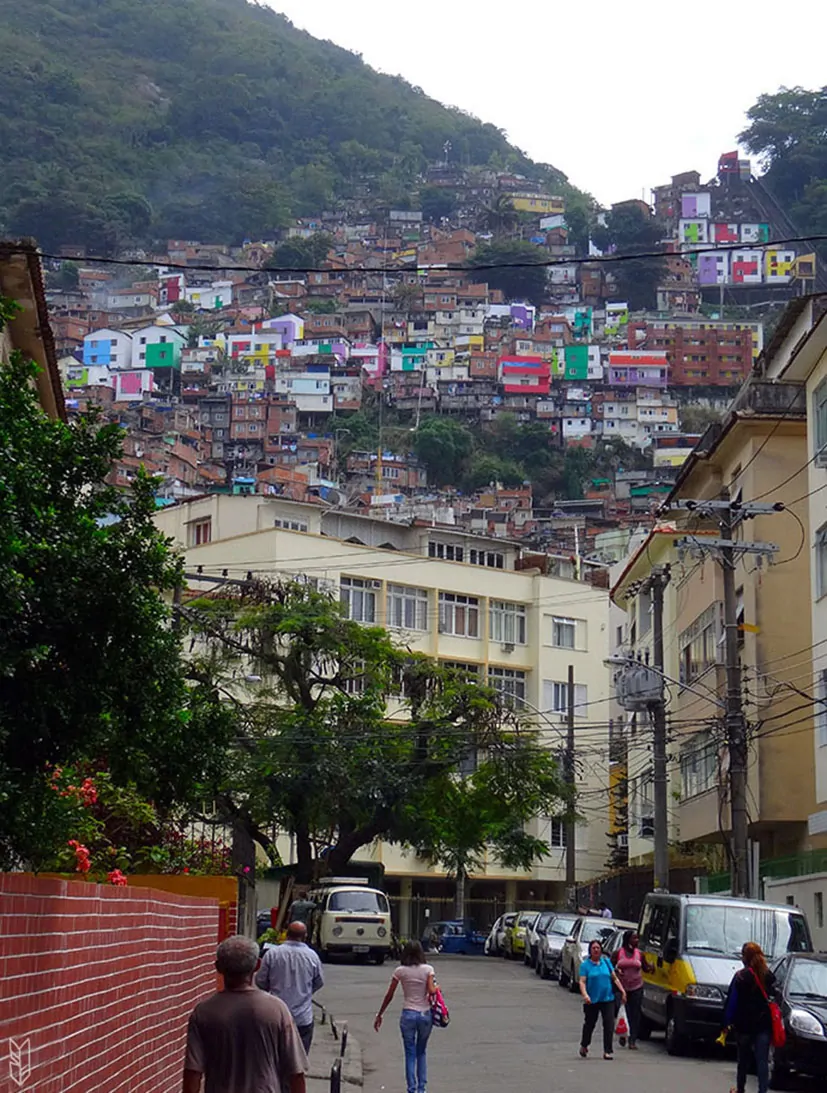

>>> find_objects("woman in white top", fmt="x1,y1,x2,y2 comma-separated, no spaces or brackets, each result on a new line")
374,941,437,1093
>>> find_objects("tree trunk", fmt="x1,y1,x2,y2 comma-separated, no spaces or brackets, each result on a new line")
454,867,467,922
294,820,314,885
324,829,376,877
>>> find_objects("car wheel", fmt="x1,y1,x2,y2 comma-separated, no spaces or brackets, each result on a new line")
372,952,386,966
637,1013,652,1041
768,1045,789,1090
665,1009,687,1056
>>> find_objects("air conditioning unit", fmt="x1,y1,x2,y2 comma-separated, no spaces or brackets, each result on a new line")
617,833,629,848
639,816,655,839
501,642,515,653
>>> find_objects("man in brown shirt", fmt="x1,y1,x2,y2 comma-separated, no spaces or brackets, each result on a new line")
183,935,308,1093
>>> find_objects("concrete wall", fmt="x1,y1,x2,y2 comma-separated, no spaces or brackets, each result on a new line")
0,874,220,1093
764,873,827,952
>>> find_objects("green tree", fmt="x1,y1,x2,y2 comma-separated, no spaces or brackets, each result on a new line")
0,298,231,867
186,581,558,883
462,454,524,491
470,240,548,306
592,204,666,311
391,281,424,317
265,233,334,271
419,186,457,223
477,194,520,235
412,417,474,487
413,749,569,918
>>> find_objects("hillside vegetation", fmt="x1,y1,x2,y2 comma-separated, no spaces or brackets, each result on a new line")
0,0,573,249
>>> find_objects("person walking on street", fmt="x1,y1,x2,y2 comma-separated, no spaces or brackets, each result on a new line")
612,929,653,1049
579,939,627,1060
257,921,324,1054
182,935,307,1093
374,940,437,1093
724,941,777,1093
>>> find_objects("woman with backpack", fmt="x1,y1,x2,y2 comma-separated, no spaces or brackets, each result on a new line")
374,940,438,1093
724,942,778,1093
579,939,627,1059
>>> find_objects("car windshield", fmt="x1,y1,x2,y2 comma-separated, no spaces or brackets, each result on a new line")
582,921,616,944
550,916,577,936
327,890,388,913
685,904,810,959
518,913,536,927
787,960,827,997
537,912,554,929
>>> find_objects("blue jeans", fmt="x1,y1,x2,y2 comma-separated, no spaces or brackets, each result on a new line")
400,1009,432,1093
737,1029,770,1093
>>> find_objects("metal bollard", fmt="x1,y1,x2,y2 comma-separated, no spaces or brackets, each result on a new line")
340,1022,348,1058
331,1016,339,1041
330,1057,342,1093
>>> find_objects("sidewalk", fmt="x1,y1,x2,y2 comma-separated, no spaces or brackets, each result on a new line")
306,1007,363,1093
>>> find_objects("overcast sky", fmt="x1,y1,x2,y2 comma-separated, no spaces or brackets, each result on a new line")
267,0,827,206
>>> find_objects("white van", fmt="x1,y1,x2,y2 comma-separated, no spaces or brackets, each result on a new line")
306,877,391,964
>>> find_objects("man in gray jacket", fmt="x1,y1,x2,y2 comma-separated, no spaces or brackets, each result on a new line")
257,922,324,1053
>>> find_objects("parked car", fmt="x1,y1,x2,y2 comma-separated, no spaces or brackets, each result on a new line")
504,910,541,960
421,920,466,952
767,952,827,1088
559,916,635,991
602,926,627,963
485,912,516,957
537,913,579,980
638,892,812,1055
525,910,556,968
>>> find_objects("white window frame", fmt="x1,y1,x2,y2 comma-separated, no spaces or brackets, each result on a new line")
490,600,527,645
340,576,378,623
548,818,567,848
680,734,718,798
438,593,480,638
387,584,428,631
816,525,827,600
543,680,588,719
488,666,527,703
817,668,827,748
188,518,212,547
551,616,578,650
813,379,827,466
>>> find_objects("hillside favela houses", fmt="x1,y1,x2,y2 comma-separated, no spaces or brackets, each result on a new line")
31,148,827,931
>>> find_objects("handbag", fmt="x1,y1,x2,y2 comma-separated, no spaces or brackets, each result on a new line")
750,968,786,1048
430,985,450,1028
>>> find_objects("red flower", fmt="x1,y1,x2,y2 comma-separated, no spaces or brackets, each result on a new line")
182,867,190,874
107,869,128,887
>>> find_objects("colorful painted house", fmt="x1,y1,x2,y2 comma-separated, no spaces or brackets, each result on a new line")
564,344,589,381
764,250,795,283
498,355,551,396
731,251,763,284
607,351,669,387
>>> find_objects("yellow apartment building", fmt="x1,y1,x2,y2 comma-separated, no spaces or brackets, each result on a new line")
155,494,612,931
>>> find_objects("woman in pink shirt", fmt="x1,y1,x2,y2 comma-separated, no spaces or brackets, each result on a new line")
612,930,653,1049
374,941,437,1093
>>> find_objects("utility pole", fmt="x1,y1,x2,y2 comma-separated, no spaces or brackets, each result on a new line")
720,498,750,898
670,494,781,898
649,567,671,892
565,663,577,891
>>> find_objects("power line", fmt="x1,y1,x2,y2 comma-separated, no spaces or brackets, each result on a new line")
27,241,827,278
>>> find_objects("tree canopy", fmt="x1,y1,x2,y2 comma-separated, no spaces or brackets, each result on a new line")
0,0,578,247
186,579,569,884
0,297,231,867
591,204,666,311
469,240,550,306
740,85,827,237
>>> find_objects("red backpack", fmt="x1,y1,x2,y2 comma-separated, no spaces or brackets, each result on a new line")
750,968,786,1048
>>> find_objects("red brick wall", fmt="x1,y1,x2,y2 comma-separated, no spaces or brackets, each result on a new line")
0,874,220,1093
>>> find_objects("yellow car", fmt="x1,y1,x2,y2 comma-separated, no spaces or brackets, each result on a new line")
503,910,541,960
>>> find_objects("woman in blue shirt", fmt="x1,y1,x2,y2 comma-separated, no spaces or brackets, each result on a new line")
579,939,627,1059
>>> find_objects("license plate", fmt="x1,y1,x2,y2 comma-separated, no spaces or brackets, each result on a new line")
353,945,370,953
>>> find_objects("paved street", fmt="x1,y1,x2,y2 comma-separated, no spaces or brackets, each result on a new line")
316,954,776,1093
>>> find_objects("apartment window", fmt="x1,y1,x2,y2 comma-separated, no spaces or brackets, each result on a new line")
630,770,655,838
188,518,212,547
488,666,526,703
814,380,827,464
387,584,428,631
273,519,308,532
548,818,567,848
139,337,146,345
340,576,378,623
429,541,464,562
441,660,481,682
680,735,718,798
342,661,365,695
679,603,719,683
471,549,504,569
438,592,479,638
490,600,527,645
817,525,827,599
543,679,588,718
551,616,578,649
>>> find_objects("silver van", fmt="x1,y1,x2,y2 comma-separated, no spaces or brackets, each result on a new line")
638,893,812,1054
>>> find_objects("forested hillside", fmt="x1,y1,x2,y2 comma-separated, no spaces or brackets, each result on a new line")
0,0,573,249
